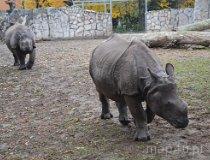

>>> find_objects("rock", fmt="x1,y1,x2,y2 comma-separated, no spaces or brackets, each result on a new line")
97,23,103,31
75,27,84,37
84,24,91,31
0,143,9,151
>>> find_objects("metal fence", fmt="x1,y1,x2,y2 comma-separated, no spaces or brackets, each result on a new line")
73,0,143,32
73,0,113,14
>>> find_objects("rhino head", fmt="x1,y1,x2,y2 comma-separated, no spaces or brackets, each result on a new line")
18,35,35,53
146,63,189,128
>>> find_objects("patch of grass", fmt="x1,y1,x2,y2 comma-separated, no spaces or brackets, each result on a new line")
172,58,210,113
60,118,162,160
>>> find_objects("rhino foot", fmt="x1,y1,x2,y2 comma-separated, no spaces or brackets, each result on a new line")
26,61,34,69
101,113,113,119
119,118,131,126
19,65,27,70
14,62,20,66
134,128,150,142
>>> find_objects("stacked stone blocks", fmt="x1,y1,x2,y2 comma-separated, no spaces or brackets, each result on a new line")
0,6,112,40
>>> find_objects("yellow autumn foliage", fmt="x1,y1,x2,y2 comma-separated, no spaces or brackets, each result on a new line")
23,0,64,9
86,1,138,19
180,0,195,8
158,0,169,9
158,0,195,9
22,0,195,19
23,0,138,19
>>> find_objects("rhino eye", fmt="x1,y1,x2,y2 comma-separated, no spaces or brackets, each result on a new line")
166,101,176,108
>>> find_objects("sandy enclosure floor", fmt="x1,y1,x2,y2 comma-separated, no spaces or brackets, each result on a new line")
0,39,210,160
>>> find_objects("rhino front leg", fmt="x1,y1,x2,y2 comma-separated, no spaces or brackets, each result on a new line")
99,93,113,119
116,101,130,125
124,95,150,141
26,49,36,69
13,53,19,66
18,54,26,70
146,106,155,124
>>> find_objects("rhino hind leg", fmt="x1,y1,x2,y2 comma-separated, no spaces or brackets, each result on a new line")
13,53,19,66
116,101,130,125
99,93,113,119
124,95,150,142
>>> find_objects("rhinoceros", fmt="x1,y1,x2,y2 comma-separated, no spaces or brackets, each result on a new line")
5,23,36,70
89,34,189,141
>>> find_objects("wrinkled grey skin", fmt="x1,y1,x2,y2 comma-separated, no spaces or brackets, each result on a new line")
89,35,189,141
5,23,36,70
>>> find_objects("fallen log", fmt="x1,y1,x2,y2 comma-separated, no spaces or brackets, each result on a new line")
120,31,210,48
178,19,210,31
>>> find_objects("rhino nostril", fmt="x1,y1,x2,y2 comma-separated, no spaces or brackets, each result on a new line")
173,118,188,128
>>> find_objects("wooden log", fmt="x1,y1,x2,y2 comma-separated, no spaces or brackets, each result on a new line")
178,19,210,31
120,31,210,48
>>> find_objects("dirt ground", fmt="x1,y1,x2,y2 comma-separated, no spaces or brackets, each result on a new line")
0,39,210,160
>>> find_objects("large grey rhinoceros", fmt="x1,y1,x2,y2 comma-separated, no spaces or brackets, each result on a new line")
89,34,189,141
5,23,36,70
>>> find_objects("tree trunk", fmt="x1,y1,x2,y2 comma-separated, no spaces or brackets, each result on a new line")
5,0,16,13
138,0,146,31
121,31,210,48
35,0,41,8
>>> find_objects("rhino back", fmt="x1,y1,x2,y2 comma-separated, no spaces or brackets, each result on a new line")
90,34,132,96
132,40,166,77
90,35,167,98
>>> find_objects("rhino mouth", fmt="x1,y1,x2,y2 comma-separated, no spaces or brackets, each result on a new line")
168,118,189,129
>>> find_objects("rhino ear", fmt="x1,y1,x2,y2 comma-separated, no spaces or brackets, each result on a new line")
148,68,159,82
165,63,174,77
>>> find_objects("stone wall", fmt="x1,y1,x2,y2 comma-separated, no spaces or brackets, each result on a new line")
146,8,194,31
0,6,112,40
194,0,210,22
0,12,7,40
146,2,210,32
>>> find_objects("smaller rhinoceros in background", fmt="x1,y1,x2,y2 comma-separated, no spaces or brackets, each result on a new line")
89,34,189,141
5,23,36,70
